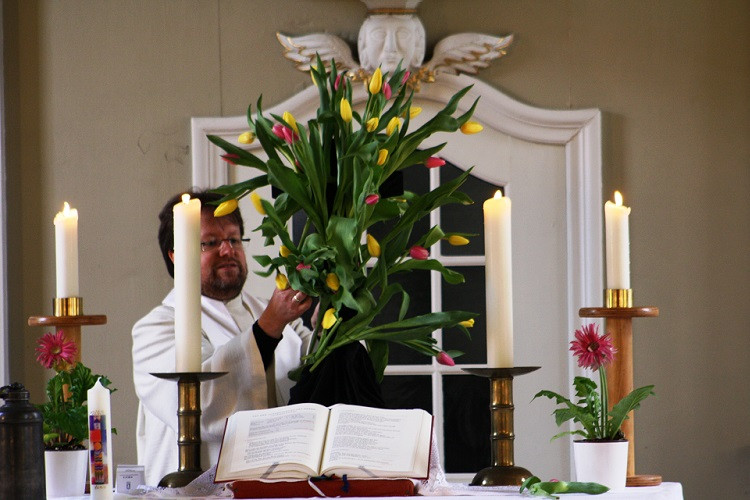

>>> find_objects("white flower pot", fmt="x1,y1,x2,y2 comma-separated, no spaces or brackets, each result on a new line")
44,449,88,498
573,440,628,492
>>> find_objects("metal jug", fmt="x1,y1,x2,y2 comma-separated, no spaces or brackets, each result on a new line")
0,383,46,499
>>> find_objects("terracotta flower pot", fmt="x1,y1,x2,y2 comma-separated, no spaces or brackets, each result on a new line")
573,440,628,492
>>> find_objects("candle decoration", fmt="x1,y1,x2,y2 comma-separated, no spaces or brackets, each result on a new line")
483,190,513,367
604,191,631,291
88,378,114,499
172,194,202,372
54,202,79,298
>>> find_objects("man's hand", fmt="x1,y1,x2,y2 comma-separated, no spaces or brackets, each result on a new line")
257,287,313,338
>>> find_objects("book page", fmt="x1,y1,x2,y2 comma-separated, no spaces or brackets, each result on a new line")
225,403,329,476
320,405,430,476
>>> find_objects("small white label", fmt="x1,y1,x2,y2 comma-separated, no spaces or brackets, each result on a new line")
115,465,145,493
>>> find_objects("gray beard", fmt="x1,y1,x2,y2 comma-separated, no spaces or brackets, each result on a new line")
202,270,247,301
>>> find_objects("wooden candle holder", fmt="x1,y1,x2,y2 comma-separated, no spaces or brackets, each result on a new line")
28,297,107,362
579,289,661,487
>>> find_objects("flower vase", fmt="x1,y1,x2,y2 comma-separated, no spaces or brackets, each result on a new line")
573,440,628,492
44,449,88,498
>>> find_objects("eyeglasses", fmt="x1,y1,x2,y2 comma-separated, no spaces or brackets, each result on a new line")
200,238,248,253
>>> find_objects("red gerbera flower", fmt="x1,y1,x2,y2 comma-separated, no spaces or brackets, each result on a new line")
35,330,77,370
569,323,616,370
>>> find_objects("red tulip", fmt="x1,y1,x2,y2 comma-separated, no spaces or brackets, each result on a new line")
271,124,285,139
436,352,455,366
424,157,446,169
221,153,239,165
409,245,429,260
296,263,311,270
401,71,410,85
365,194,380,205
383,82,392,100
335,73,342,90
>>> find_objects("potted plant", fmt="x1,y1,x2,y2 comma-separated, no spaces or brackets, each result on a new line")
533,323,654,491
206,55,480,406
35,330,115,497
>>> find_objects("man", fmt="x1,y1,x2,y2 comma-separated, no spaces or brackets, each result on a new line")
132,190,313,486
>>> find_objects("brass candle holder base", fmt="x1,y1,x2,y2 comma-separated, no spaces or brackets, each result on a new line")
151,371,227,488
580,288,661,487
28,297,107,363
463,367,540,486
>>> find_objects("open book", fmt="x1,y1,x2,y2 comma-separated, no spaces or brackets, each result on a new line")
215,403,433,482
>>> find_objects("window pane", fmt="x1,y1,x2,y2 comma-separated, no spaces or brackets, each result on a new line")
381,375,432,413
372,271,432,365
439,163,502,256
443,374,490,473
442,266,487,364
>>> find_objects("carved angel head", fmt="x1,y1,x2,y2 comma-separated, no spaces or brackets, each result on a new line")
358,14,425,73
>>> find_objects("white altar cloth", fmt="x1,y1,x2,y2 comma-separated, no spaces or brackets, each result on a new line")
54,481,683,499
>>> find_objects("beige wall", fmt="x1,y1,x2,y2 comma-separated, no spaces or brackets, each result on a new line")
4,1,748,496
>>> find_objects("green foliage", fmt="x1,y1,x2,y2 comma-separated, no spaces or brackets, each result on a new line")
520,476,609,498
37,362,115,450
207,55,480,378
533,376,654,441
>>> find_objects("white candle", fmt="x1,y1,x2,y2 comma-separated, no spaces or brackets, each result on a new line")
54,202,79,297
483,190,513,367
88,378,113,500
173,194,202,372
604,191,631,289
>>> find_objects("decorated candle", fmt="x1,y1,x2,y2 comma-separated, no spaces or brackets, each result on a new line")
54,202,79,297
88,378,113,500
483,190,513,367
604,191,631,289
173,194,202,372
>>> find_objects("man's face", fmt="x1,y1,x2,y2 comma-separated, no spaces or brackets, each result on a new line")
199,211,248,301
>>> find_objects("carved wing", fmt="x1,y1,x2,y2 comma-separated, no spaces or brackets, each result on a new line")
423,33,514,75
276,32,358,72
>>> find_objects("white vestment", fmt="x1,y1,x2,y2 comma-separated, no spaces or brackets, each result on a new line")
131,288,312,486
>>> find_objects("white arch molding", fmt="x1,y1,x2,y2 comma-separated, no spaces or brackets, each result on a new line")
191,73,602,480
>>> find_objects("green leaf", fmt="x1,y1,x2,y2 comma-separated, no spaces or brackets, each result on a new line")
607,385,655,439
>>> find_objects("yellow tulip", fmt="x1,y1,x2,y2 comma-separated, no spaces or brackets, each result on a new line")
340,98,352,123
366,234,381,258
376,149,388,166
238,131,255,144
447,235,470,246
275,273,289,290
369,67,383,95
461,121,484,134
326,273,340,292
279,245,292,257
366,117,379,132
322,308,337,329
409,106,422,119
282,111,299,134
213,199,238,217
250,192,266,215
459,318,475,328
386,117,401,136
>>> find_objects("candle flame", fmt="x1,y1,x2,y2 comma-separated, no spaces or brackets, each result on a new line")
62,202,71,215
181,193,191,204
494,190,504,200
614,190,623,206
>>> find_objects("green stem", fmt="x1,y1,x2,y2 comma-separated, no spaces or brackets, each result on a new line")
599,366,609,438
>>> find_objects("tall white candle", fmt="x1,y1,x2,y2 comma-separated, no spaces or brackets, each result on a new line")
88,378,113,500
54,202,79,297
483,190,513,367
173,194,202,372
604,191,631,289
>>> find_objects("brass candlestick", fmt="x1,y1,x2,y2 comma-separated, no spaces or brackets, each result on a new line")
151,372,227,488
579,288,661,487
463,367,540,486
28,297,107,362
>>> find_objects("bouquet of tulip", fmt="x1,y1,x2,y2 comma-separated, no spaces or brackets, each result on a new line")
35,330,115,450
533,323,654,441
207,55,480,382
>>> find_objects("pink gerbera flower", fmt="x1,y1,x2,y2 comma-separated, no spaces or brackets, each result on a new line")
36,330,77,370
569,323,616,370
